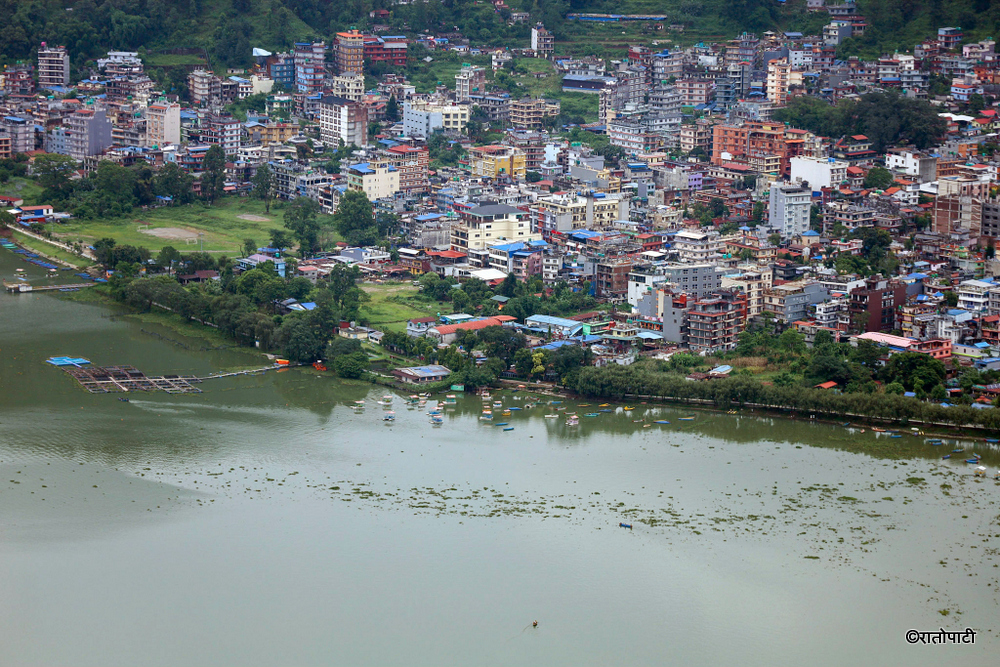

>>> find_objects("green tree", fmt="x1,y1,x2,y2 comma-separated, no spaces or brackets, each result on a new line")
155,162,195,204
333,190,378,247
268,228,295,251
513,347,534,377
251,163,274,213
201,145,227,205
333,350,369,378
277,317,326,362
156,245,181,273
34,153,78,201
863,165,895,190
284,197,322,256
242,238,257,257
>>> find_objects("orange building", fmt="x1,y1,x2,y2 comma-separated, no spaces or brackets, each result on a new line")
385,144,429,194
335,30,365,75
711,121,812,177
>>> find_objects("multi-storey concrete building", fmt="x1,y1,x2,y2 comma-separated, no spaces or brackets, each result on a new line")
37,43,70,89
763,280,830,324
384,144,429,194
790,156,847,189
628,262,724,307
146,102,181,147
530,24,554,58
679,119,714,155
66,107,113,160
402,101,469,137
468,93,511,122
672,228,723,263
765,58,791,106
450,204,539,251
345,161,400,201
335,31,364,75
1,116,32,154
319,95,368,148
468,145,526,180
509,98,560,129
530,192,628,239
188,70,221,106
676,79,715,107
294,41,327,92
329,72,365,101
934,176,989,239
455,65,486,102
686,289,746,352
848,276,907,333
768,183,812,240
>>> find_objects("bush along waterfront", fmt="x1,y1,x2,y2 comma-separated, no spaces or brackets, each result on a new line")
568,360,1000,432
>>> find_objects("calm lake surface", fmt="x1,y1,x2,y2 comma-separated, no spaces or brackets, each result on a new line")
2,247,1000,666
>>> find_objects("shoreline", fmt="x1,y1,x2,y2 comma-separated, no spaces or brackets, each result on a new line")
51,287,1000,440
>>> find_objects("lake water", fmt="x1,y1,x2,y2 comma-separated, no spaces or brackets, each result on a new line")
2,246,1000,666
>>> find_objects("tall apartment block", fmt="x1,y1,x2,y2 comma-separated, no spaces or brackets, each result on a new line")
294,42,326,94
37,43,70,89
335,31,365,75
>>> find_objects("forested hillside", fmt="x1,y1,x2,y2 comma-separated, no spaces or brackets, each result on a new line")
1,0,999,73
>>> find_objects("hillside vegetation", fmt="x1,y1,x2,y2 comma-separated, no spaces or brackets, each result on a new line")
2,0,997,75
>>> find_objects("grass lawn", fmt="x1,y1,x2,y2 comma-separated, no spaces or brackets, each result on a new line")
359,282,438,333
0,177,45,206
144,53,208,67
9,229,93,268
49,197,341,255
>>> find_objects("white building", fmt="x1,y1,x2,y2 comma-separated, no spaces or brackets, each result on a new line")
958,279,993,313
146,102,181,147
768,184,812,240
790,156,848,190
403,101,469,137
319,95,368,148
329,72,365,101
885,150,937,181
671,229,723,263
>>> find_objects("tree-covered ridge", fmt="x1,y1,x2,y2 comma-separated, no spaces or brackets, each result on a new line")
3,0,997,72
841,0,1000,59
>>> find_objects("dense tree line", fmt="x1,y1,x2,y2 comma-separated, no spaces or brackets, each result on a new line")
569,361,1000,432
773,92,947,153
101,245,371,373
33,149,214,218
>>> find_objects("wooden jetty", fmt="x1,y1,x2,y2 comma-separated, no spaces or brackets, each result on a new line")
5,280,96,293
198,365,286,380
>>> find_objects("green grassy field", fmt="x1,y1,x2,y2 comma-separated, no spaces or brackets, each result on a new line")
143,53,208,68
9,230,92,268
49,198,339,255
0,178,45,207
359,282,438,333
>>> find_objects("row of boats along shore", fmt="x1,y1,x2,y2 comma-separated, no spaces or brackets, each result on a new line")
351,387,1000,479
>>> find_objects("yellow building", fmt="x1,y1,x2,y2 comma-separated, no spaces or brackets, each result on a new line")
450,203,540,251
468,145,526,180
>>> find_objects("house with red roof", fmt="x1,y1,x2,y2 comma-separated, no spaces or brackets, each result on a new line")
426,315,517,344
